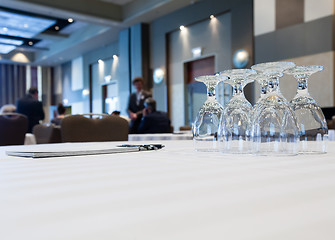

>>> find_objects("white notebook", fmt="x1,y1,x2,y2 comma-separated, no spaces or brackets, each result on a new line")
6,143,164,158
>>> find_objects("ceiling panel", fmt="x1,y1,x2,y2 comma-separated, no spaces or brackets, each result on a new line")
0,9,56,38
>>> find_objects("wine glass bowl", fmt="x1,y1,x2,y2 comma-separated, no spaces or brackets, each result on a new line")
192,75,226,152
285,65,328,154
218,69,256,154
251,62,299,155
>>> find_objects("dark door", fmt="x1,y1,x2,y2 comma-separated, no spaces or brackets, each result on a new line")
185,56,215,125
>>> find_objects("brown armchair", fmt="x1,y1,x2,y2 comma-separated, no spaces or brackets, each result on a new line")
33,124,62,144
61,114,129,142
0,113,28,146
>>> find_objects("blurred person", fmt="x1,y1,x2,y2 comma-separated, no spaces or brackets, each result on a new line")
51,103,66,126
127,77,151,133
138,98,171,134
16,87,45,133
0,104,16,114
111,110,121,116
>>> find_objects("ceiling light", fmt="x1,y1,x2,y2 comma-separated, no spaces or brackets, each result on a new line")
28,41,33,46
180,25,185,31
210,15,215,19
68,18,74,23
55,26,60,31
0,10,56,38
113,54,118,59
98,59,103,64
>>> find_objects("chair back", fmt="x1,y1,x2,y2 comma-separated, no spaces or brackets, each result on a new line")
61,114,129,142
0,113,28,146
33,124,62,144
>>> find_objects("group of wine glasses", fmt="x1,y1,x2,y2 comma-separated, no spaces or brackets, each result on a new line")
192,61,328,155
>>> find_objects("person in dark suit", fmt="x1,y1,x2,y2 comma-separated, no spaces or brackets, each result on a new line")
138,98,171,134
16,87,45,133
127,77,151,133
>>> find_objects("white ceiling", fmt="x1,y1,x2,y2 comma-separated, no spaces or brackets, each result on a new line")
0,0,201,65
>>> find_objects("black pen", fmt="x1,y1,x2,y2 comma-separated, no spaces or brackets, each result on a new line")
118,144,165,151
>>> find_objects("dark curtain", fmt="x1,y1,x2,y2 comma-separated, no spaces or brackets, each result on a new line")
0,63,27,107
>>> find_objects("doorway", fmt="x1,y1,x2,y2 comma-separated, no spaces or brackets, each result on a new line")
184,56,215,126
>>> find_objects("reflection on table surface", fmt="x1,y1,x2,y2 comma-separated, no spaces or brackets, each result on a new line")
1,140,335,239
129,131,193,141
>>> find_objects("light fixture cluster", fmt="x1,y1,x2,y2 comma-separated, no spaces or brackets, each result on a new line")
0,9,58,54
179,14,216,31
98,54,118,63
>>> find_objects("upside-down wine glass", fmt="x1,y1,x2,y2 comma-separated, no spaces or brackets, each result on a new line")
285,65,328,154
218,69,256,154
192,75,226,151
251,62,300,155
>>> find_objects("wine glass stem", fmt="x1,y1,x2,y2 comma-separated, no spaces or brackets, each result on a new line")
207,87,215,97
232,85,243,96
267,76,279,92
297,76,308,90
260,82,268,95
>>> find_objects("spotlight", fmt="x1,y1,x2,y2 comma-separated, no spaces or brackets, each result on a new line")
55,26,60,31
98,59,103,64
68,18,74,23
210,15,215,19
28,41,33,46
179,25,185,31
113,54,118,59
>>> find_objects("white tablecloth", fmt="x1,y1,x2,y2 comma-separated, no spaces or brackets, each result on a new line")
1,141,335,240
129,132,193,141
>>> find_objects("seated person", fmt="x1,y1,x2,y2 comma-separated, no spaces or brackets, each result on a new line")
138,98,171,134
111,110,121,116
51,103,66,126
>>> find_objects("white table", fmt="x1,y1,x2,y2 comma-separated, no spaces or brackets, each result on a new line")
129,132,193,141
1,141,335,240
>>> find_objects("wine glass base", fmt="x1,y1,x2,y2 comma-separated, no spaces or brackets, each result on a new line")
253,141,299,156
299,139,327,154
193,138,218,152
219,140,252,154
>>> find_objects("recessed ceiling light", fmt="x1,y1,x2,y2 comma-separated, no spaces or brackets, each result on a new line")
68,18,74,23
55,26,60,30
210,15,215,19
28,41,33,46
180,25,185,31
98,59,103,64
3,27,8,32
113,54,118,59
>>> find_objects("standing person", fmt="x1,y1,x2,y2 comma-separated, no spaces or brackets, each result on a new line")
16,87,45,133
127,77,151,133
51,103,66,126
138,98,171,134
